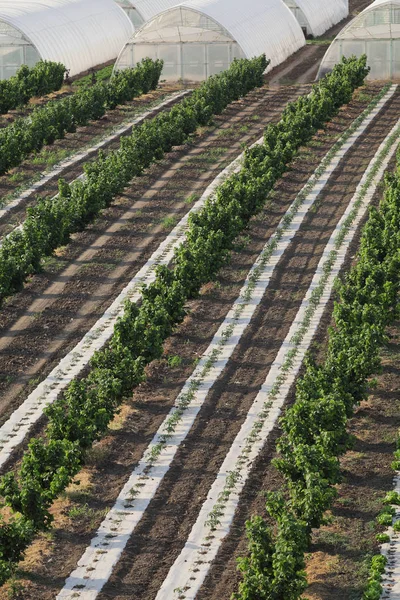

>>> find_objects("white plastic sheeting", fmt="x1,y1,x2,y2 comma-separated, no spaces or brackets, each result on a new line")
283,0,348,37
115,0,306,82
115,0,145,26
0,0,133,79
131,0,185,21
318,0,400,79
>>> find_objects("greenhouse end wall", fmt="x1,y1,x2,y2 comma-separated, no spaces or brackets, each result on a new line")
0,22,40,79
319,1,400,80
116,6,248,82
319,39,400,80
118,41,245,81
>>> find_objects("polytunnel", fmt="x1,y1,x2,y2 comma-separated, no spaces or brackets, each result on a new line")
0,0,133,80
318,0,400,80
282,0,348,37
114,0,306,82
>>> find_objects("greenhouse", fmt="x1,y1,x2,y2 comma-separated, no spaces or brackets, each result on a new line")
318,0,400,80
282,0,348,37
114,0,306,82
0,0,133,80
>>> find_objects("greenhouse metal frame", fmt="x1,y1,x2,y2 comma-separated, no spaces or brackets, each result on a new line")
283,0,348,37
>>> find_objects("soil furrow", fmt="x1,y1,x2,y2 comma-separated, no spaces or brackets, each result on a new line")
197,163,398,600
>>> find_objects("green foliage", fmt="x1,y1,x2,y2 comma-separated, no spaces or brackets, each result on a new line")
0,60,66,115
0,57,163,175
233,496,308,600
73,65,113,90
0,55,269,583
363,554,387,600
0,515,35,585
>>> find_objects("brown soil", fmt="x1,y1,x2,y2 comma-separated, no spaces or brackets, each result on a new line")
0,87,75,130
0,59,152,129
302,189,400,598
0,83,393,600
0,83,307,428
197,144,399,600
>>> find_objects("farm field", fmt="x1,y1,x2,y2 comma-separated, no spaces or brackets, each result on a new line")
0,1,399,599
0,84,182,212
0,77,395,598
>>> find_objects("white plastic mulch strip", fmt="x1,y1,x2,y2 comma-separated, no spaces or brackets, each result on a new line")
55,86,397,600
0,90,191,221
155,116,400,600
0,136,263,469
380,483,400,597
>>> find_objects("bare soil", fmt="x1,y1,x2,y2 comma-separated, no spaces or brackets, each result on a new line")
99,88,400,600
267,0,378,88
304,330,400,600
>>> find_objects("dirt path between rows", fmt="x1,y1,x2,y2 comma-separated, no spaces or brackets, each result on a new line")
0,84,308,428
305,322,400,599
197,123,398,600
0,83,388,600
267,0,376,88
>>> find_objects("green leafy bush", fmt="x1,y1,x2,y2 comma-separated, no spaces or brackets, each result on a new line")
0,58,163,174
0,60,66,115
0,55,268,303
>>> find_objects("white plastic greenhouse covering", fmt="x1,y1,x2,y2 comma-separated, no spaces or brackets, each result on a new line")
115,0,145,26
283,0,348,37
115,0,306,82
131,0,189,21
318,0,400,80
0,0,133,80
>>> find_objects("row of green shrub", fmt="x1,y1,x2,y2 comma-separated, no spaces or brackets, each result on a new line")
0,61,66,115
0,55,268,303
0,56,368,585
0,58,163,175
234,101,400,600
